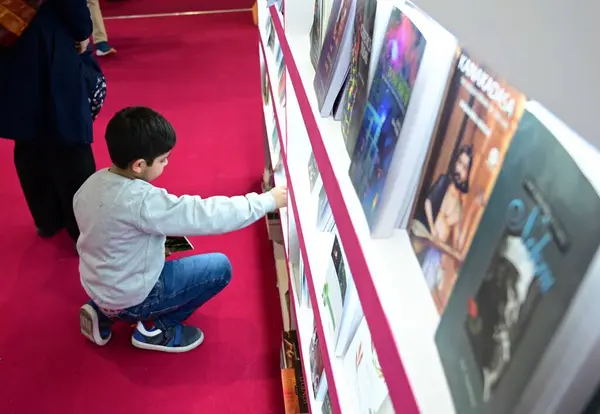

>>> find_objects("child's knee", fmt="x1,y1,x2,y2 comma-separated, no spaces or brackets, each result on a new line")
214,253,232,284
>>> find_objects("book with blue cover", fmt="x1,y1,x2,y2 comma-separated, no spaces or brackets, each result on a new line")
435,102,600,414
348,7,426,226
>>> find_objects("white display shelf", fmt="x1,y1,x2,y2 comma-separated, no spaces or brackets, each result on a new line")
257,3,287,150
265,2,456,413
260,24,352,413
261,22,321,413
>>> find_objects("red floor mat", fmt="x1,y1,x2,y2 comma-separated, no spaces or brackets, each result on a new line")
100,0,254,18
0,12,284,414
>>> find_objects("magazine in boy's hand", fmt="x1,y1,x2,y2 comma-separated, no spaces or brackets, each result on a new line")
165,236,194,253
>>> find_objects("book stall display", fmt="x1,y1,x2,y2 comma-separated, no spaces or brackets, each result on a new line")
256,1,600,413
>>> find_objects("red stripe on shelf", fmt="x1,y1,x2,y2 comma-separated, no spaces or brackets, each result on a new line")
269,6,420,414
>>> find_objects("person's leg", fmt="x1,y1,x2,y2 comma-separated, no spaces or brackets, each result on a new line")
51,143,96,241
87,0,116,56
13,140,65,236
123,253,233,353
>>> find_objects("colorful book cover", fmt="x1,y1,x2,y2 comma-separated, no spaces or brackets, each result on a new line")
409,51,526,314
348,8,426,226
435,107,600,413
284,331,309,413
309,325,325,397
340,0,377,156
313,0,355,115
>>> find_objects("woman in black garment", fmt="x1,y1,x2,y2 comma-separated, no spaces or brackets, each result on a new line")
0,0,103,242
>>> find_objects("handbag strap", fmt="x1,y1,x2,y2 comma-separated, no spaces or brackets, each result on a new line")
0,0,45,47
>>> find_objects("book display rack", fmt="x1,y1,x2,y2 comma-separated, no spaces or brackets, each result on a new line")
256,1,600,413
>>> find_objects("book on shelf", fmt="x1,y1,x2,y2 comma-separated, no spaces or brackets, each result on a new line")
309,324,328,401
318,229,363,356
343,317,389,414
409,50,526,314
348,3,426,231
321,235,348,338
321,391,332,414
348,1,461,239
340,0,378,156
270,121,282,168
278,70,287,108
283,330,309,413
313,0,358,117
435,101,600,414
309,0,330,69
281,330,308,414
316,182,335,232
266,17,275,50
308,152,320,193
331,73,349,121
262,59,271,105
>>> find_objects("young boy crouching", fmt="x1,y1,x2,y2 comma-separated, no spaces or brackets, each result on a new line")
75,106,287,353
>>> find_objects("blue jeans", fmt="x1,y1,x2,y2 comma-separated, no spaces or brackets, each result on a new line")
116,253,232,331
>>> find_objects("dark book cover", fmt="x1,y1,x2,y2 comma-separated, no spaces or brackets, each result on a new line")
340,0,377,156
313,0,355,115
409,51,526,314
309,325,325,396
322,392,332,414
435,108,600,414
348,8,426,226
309,0,324,69
164,236,193,253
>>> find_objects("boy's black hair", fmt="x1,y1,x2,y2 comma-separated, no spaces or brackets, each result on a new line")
105,106,176,169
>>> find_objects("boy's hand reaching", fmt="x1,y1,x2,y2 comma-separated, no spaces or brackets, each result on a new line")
270,185,288,209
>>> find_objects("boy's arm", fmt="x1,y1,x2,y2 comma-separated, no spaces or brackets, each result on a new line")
138,187,277,236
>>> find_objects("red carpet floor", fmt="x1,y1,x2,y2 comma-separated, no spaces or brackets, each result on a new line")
101,0,253,18
0,12,284,414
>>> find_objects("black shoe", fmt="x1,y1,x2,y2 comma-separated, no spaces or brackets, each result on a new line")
36,226,63,238
131,322,204,353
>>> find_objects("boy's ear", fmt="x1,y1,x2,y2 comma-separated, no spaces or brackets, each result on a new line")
131,159,147,174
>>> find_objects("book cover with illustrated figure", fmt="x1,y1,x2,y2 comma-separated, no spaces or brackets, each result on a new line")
343,318,389,413
349,8,426,226
340,0,377,156
314,0,357,117
409,51,526,314
309,325,327,401
435,105,600,414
